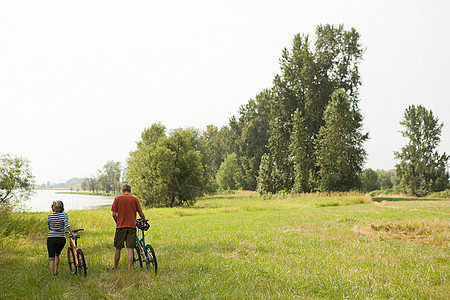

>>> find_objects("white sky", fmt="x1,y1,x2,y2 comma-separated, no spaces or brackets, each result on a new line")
1,0,449,184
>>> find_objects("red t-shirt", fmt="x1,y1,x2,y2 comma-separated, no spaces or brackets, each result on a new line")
111,193,143,228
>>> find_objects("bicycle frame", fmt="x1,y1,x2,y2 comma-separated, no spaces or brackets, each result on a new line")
136,228,149,262
67,229,84,272
67,233,80,266
134,220,157,274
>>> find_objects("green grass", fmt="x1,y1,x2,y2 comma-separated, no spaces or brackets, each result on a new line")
0,192,448,299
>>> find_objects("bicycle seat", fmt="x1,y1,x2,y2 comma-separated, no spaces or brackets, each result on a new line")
73,228,84,233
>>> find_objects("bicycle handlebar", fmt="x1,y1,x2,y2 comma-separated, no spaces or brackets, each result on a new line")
65,229,84,238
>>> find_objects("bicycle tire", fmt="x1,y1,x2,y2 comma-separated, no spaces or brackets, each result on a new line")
68,247,77,274
145,244,157,275
76,249,87,277
134,243,143,268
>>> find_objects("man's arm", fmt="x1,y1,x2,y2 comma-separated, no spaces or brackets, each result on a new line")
136,197,146,221
112,211,118,223
138,210,146,222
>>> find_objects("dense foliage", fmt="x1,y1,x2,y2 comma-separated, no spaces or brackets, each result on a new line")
0,154,35,210
359,169,380,192
395,105,449,196
216,153,241,191
267,25,365,193
124,24,369,204
98,160,122,194
315,89,368,191
244,24,365,194
126,124,205,207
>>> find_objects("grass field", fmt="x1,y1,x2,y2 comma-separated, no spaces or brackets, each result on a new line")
0,192,448,299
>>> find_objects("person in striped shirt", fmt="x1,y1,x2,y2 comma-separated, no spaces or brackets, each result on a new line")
47,200,74,275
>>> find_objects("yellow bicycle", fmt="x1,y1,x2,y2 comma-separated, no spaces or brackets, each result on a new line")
67,228,87,276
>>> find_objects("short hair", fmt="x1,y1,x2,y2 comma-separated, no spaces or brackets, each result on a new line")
53,200,64,213
122,183,132,193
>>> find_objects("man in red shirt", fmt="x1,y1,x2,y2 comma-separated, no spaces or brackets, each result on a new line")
111,183,147,270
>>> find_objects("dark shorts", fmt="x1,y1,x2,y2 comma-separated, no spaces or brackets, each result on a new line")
47,237,66,261
114,227,136,249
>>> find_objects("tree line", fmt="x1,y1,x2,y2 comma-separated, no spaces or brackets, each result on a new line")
124,24,448,206
1,24,448,210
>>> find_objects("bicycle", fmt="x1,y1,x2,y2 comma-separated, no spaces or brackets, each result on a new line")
133,218,157,275
67,228,87,276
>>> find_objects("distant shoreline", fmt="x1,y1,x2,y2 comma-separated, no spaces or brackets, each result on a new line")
35,188,115,197
56,191,116,197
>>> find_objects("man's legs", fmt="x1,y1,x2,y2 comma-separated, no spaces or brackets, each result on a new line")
113,228,136,270
113,228,124,270
114,248,121,270
127,247,134,271
125,228,136,271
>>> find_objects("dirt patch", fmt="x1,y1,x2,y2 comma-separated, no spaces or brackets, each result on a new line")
353,220,450,247
282,224,360,241
220,243,258,260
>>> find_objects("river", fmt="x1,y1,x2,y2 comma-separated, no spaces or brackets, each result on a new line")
24,189,114,212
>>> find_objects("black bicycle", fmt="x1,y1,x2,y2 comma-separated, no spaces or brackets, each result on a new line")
133,218,157,275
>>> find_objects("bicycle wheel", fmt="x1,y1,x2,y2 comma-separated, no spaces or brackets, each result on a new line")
76,249,87,276
145,244,157,275
68,247,77,274
134,243,143,268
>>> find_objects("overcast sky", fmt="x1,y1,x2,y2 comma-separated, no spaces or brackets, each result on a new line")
1,0,449,184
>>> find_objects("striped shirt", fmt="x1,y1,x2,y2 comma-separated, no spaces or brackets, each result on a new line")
47,212,70,238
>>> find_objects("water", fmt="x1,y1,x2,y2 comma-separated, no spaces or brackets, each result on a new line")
24,189,114,212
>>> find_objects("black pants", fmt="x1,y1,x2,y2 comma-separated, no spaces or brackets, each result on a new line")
47,237,66,260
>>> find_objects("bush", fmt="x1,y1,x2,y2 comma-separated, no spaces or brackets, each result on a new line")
0,211,46,238
428,189,450,199
0,154,35,210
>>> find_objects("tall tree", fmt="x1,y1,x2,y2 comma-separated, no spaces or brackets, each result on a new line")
202,125,222,177
290,108,316,192
98,160,122,194
257,153,275,195
0,154,35,210
269,34,307,191
166,128,205,205
395,105,449,196
236,89,272,190
127,124,205,207
269,24,364,192
127,124,175,207
315,89,368,191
